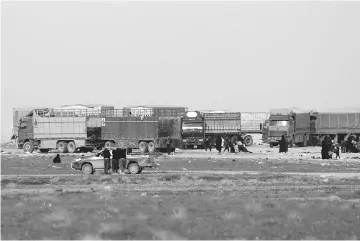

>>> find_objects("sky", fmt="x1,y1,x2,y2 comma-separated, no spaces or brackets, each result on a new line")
1,1,360,140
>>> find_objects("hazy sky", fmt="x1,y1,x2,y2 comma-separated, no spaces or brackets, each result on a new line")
1,1,360,140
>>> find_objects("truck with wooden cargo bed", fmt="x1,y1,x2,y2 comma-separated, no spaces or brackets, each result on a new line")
180,111,269,148
16,108,183,154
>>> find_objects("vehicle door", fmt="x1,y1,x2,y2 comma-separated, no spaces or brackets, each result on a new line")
91,151,105,169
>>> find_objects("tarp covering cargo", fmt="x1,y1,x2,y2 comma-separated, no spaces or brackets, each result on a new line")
313,112,360,134
202,112,241,134
270,107,312,116
294,112,311,132
241,112,270,132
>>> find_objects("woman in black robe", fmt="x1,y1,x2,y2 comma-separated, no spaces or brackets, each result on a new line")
321,136,331,159
216,135,222,154
279,135,288,153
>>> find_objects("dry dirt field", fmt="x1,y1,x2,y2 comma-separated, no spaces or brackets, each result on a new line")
1,145,360,239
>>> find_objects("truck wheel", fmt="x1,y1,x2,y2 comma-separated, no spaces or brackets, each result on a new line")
57,141,68,153
104,141,114,149
231,136,238,144
23,142,34,153
67,141,76,153
148,141,155,153
244,135,253,146
81,163,93,175
138,141,148,154
128,162,140,174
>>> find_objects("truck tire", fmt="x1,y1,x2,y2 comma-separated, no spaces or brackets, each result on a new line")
104,141,114,149
139,141,148,154
128,162,140,174
57,141,68,153
244,135,253,146
231,136,238,145
148,141,155,153
23,142,34,153
67,141,76,153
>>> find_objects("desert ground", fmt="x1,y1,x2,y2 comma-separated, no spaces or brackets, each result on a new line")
1,144,360,240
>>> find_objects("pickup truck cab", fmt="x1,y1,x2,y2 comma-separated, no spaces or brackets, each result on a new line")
71,150,155,174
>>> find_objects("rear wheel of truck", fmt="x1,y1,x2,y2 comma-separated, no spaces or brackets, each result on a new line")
128,162,140,174
148,141,155,153
23,142,34,153
139,141,148,154
57,141,68,153
104,141,114,149
67,141,76,153
81,163,93,175
244,135,253,146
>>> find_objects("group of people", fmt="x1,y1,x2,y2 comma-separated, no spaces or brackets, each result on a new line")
204,134,253,154
103,148,127,174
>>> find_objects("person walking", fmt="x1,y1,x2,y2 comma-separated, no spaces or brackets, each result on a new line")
103,148,111,174
279,135,288,153
216,135,222,154
166,136,172,155
223,136,230,153
207,137,212,152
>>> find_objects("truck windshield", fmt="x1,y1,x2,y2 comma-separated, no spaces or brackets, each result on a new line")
269,120,288,127
182,123,203,130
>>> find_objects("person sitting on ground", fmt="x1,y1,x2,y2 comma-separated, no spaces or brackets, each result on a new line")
53,154,61,163
238,141,253,153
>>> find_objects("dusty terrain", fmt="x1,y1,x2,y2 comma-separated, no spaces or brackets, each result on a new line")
1,145,360,239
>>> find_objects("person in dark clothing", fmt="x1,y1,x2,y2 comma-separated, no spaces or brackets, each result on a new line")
166,136,172,155
216,135,222,154
223,137,230,153
321,136,331,159
103,148,111,174
112,148,120,174
230,141,236,153
333,142,340,159
118,148,127,174
53,154,61,163
205,137,212,152
279,135,288,153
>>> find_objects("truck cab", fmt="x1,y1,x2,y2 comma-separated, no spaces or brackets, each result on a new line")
181,111,204,149
267,114,295,148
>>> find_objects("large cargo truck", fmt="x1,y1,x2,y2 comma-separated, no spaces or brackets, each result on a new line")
310,111,360,146
180,111,205,149
267,108,311,148
17,108,182,154
101,111,182,153
201,112,243,146
239,112,270,146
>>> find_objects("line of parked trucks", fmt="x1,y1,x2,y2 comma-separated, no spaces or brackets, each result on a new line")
11,105,360,153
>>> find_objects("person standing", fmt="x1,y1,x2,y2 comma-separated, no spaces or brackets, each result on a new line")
112,148,120,174
207,137,212,152
103,148,111,174
119,148,127,174
223,136,230,153
321,136,331,159
166,136,172,155
279,135,288,153
216,135,222,154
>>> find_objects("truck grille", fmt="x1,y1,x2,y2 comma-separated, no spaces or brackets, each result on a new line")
269,131,287,137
